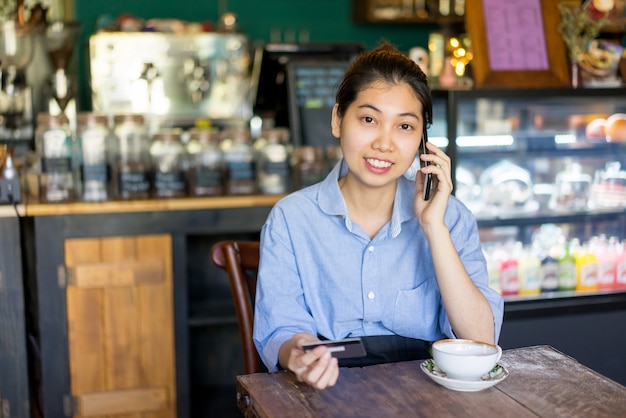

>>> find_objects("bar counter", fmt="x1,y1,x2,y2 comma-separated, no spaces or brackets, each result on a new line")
10,195,626,416
23,194,284,216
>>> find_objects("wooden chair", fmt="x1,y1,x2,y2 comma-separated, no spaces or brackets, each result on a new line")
210,240,262,374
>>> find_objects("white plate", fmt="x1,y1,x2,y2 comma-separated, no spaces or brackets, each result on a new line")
420,359,509,392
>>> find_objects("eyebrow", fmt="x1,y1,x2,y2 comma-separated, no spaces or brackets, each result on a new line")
357,104,420,120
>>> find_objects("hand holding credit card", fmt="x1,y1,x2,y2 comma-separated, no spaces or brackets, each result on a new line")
302,337,367,359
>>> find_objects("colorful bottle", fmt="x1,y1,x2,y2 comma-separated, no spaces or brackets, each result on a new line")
575,241,598,292
483,245,502,294
595,235,616,290
540,245,559,293
557,239,577,291
500,242,520,296
518,244,541,295
615,239,626,290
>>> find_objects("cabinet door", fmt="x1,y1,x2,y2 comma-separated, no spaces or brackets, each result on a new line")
64,235,176,418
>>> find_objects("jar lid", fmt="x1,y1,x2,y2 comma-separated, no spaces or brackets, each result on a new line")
113,113,144,124
189,127,220,143
221,128,250,143
37,112,69,127
152,128,183,142
77,112,109,127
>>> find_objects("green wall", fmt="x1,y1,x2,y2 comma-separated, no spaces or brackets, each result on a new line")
73,0,435,110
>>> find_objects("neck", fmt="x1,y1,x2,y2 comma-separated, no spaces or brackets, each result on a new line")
339,174,396,239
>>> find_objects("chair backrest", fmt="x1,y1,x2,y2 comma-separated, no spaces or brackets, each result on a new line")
210,240,261,374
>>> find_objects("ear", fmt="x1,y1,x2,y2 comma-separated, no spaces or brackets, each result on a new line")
331,104,341,139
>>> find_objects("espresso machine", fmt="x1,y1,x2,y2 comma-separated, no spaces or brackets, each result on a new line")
89,31,252,128
0,21,36,203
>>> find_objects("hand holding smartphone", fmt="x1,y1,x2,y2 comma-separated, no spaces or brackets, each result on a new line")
419,123,433,200
402,123,432,200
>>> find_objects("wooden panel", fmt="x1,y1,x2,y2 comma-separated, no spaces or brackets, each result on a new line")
71,259,164,288
65,234,176,418
77,387,168,417
66,239,106,394
136,235,176,418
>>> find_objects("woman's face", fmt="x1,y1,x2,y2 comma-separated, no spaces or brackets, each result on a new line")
331,80,424,188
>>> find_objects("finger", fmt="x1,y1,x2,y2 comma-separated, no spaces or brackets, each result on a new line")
305,351,333,387
314,356,339,389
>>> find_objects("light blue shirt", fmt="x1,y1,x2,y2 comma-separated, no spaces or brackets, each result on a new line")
253,160,504,372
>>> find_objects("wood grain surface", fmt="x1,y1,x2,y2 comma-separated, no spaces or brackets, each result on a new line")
236,346,626,418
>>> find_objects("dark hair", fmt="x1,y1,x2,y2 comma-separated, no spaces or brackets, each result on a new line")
335,42,432,126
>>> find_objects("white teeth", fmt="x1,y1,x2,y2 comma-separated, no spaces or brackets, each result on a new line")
367,158,392,168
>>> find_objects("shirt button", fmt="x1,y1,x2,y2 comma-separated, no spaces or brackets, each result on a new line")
368,246,375,252
368,291,375,300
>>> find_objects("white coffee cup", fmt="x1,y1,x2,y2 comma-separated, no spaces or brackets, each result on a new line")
432,339,502,381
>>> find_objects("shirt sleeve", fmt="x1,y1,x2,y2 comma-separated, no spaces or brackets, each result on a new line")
253,204,318,372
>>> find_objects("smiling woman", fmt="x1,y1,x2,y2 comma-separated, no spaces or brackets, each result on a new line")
253,42,503,391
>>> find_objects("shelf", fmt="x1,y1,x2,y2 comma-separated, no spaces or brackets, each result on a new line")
351,0,464,25
475,209,626,228
503,289,626,318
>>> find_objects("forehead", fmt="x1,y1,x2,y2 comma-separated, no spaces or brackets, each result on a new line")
354,81,423,112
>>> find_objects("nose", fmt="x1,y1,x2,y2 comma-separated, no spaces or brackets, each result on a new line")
372,127,394,152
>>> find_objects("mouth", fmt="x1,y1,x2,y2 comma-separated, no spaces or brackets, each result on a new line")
365,158,393,169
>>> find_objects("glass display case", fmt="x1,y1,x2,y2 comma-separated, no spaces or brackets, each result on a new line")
436,88,626,247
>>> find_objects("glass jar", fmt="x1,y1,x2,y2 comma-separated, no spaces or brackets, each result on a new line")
291,146,327,190
111,114,151,200
590,161,626,209
221,127,256,195
36,113,75,202
150,128,187,198
76,112,112,201
187,127,225,196
256,127,291,194
549,161,592,212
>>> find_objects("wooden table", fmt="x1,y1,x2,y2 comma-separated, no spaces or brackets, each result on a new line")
236,345,626,417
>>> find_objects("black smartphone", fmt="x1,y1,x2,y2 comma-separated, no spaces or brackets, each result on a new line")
420,123,433,201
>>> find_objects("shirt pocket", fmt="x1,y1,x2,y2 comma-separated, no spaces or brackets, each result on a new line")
385,278,440,339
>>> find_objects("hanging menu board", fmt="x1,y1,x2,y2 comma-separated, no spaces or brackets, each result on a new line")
483,0,549,71
464,0,570,88
286,60,350,147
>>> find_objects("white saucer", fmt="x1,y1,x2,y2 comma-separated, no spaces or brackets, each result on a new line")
420,359,508,392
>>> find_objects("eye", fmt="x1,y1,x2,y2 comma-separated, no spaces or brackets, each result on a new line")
363,116,374,124
400,123,413,131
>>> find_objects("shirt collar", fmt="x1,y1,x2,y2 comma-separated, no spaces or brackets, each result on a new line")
318,159,416,238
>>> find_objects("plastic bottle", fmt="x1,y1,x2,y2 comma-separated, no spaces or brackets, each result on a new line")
518,244,541,295
595,235,616,289
615,239,626,289
540,245,559,293
483,245,502,294
499,241,520,296
575,240,598,292
557,238,577,291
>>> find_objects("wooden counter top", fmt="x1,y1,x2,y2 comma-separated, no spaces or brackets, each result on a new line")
0,204,26,218
24,195,284,216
